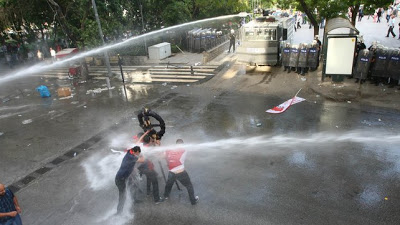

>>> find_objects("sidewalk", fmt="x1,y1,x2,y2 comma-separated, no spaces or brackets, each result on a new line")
293,15,400,48
305,68,400,110
200,45,400,111
146,52,203,65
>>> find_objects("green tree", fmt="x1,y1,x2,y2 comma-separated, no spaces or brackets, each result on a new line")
1,0,254,50
162,1,191,26
280,0,393,37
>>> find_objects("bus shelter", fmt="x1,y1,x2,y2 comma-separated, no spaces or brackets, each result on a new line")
322,17,359,82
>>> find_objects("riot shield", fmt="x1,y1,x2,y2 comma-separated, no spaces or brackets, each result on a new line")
288,46,300,68
307,43,319,70
297,43,309,68
354,49,373,80
281,46,291,67
205,29,212,50
193,29,202,53
187,28,198,52
371,47,390,78
387,48,400,80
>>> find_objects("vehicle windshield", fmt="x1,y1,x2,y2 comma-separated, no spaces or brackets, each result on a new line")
244,27,277,40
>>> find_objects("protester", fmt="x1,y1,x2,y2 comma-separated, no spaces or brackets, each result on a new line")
137,107,165,145
302,12,307,24
377,8,382,23
358,7,364,22
0,183,23,225
137,158,163,204
387,7,392,23
115,146,144,214
386,14,396,38
50,48,56,62
228,29,236,53
134,131,163,204
163,139,199,205
398,22,400,39
37,50,43,61
297,13,302,29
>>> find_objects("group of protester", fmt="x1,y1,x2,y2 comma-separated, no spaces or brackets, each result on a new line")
2,42,62,68
355,4,400,39
0,107,198,224
115,107,199,214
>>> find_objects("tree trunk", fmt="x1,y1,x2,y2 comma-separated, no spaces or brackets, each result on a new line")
191,0,199,19
53,23,58,42
350,5,360,26
40,28,45,42
47,0,77,46
313,26,319,37
297,0,319,36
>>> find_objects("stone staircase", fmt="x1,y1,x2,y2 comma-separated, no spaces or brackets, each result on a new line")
29,65,219,84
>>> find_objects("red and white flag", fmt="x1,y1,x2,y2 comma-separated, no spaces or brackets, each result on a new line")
266,89,305,114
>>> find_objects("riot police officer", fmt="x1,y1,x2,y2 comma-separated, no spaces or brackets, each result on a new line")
282,43,291,72
288,44,300,73
354,49,373,84
307,41,319,71
387,48,400,88
371,45,390,86
297,43,309,75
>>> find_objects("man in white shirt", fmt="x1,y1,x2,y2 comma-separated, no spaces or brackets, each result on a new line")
386,15,396,38
50,48,56,62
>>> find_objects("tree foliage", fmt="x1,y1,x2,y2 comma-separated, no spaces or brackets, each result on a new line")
276,0,392,35
0,0,251,48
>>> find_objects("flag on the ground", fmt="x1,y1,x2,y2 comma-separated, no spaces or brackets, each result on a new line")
266,96,305,114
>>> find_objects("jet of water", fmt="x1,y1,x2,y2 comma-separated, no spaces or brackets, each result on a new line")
128,130,400,155
81,129,400,223
0,14,239,86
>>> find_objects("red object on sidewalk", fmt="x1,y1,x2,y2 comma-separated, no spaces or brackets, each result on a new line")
56,48,78,59
68,66,81,76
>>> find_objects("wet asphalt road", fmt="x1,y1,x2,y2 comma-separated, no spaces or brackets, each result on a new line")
1,69,400,225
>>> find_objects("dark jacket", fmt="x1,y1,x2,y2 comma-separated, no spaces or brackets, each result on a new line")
137,110,166,138
116,152,138,179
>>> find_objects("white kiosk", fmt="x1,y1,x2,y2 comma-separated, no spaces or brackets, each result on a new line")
322,17,360,82
148,42,171,60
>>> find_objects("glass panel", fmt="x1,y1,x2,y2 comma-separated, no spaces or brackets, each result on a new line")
244,27,277,41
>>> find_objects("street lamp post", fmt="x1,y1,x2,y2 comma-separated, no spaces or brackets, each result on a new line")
91,0,113,88
140,1,148,56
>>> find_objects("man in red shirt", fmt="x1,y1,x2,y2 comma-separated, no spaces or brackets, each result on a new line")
163,139,199,205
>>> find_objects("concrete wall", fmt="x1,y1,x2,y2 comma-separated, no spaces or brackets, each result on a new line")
202,41,229,64
88,56,148,66
121,56,147,65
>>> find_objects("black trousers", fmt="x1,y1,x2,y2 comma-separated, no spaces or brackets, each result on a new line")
115,177,127,214
164,170,196,204
228,40,235,52
387,26,396,37
144,170,160,201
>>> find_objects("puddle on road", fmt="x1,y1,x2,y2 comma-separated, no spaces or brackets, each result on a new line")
358,185,382,207
21,119,33,124
288,151,315,169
